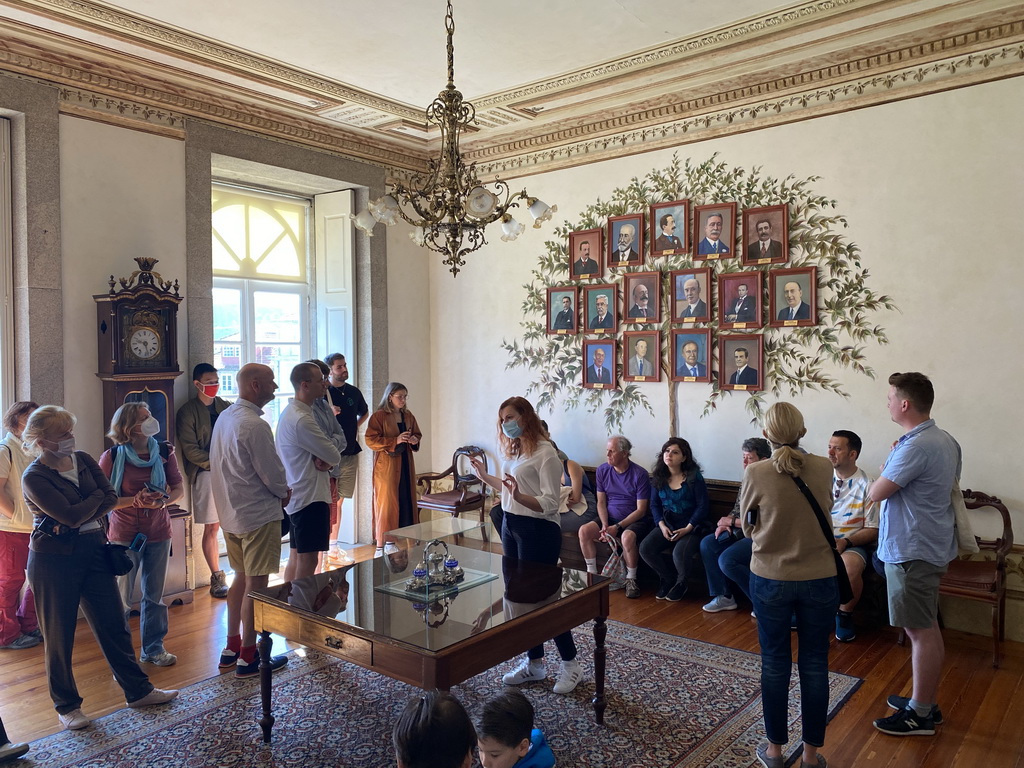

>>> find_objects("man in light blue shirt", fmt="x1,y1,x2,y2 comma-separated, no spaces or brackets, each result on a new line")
868,372,961,737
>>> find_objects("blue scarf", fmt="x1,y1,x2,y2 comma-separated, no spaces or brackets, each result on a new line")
110,438,166,498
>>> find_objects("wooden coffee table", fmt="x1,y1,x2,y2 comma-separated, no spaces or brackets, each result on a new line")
251,540,609,743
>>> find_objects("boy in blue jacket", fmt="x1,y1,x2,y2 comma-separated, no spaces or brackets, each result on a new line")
477,689,555,768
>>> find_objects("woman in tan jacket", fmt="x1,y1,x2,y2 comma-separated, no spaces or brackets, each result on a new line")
365,382,421,554
740,402,837,768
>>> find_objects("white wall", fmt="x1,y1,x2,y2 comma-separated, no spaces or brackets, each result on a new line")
59,116,188,453
424,77,1024,523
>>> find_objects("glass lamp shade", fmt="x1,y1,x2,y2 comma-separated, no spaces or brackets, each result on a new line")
501,216,525,242
368,194,401,226
353,209,377,236
527,198,557,228
409,227,427,246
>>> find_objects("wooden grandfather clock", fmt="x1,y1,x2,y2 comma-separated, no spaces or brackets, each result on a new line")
95,257,184,446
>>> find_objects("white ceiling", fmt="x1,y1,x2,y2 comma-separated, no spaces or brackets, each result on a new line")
96,0,792,108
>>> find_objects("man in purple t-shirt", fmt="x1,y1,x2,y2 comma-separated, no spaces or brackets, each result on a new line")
578,436,652,599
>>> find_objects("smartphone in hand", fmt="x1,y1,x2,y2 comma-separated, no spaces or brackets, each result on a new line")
144,482,170,500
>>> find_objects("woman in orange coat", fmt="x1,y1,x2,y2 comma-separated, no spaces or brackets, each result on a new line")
365,382,421,555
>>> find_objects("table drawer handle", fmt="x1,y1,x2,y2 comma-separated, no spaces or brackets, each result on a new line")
325,635,346,650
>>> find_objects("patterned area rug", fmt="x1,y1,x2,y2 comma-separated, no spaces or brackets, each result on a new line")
27,622,860,768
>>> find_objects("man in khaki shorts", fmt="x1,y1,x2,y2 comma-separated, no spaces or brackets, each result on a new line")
325,353,368,546
868,372,960,736
210,363,292,678
176,363,231,598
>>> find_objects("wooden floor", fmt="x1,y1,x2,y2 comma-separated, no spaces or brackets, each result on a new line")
1,574,1022,767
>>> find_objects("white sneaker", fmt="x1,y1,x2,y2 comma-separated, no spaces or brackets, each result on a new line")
383,542,400,554
140,650,177,666
553,660,583,694
702,595,738,613
58,709,90,730
127,688,178,708
502,659,546,685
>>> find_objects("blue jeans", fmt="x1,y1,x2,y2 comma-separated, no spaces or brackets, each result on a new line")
718,537,753,602
751,574,839,748
116,538,171,658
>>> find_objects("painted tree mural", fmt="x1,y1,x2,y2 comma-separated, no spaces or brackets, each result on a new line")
502,154,897,433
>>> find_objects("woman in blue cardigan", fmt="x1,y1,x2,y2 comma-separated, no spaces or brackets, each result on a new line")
639,437,710,601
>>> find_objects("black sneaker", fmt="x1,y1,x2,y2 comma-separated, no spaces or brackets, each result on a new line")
873,706,935,736
665,583,687,602
886,695,943,725
655,580,672,600
835,610,856,643
235,654,288,679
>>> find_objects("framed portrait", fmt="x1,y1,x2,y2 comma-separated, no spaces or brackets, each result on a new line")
717,271,763,330
622,330,660,382
671,329,711,383
607,213,645,268
719,334,764,392
649,199,689,257
692,202,737,260
582,284,619,334
769,267,817,327
742,204,788,266
670,267,711,324
622,271,661,324
568,227,603,279
546,286,578,335
582,339,617,390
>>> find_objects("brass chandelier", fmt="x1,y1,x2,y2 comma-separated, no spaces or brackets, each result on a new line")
353,0,556,276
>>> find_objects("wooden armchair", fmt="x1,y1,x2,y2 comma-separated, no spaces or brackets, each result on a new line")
416,446,488,525
939,489,1013,667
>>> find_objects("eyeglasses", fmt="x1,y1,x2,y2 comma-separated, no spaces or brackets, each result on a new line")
834,476,843,500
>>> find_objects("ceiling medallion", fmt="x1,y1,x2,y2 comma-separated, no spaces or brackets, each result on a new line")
353,0,555,276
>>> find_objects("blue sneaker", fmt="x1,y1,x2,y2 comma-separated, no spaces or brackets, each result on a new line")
236,654,288,679
835,611,856,642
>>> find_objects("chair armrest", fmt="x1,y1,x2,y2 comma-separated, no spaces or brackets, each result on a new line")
417,466,456,494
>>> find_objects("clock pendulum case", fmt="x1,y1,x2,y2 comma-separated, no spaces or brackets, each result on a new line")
94,257,184,445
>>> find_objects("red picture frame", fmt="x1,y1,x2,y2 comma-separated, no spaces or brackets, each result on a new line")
693,202,737,261
649,200,689,257
769,267,817,328
582,284,618,334
742,204,789,266
546,286,578,335
622,330,661,383
622,271,661,324
606,213,645,268
568,228,603,279
717,271,763,330
719,334,764,392
582,339,617,390
670,268,711,324
671,329,711,383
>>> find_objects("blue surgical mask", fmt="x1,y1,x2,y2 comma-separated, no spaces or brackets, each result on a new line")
501,420,523,439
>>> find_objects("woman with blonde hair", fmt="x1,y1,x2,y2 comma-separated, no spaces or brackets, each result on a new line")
0,401,41,650
469,396,582,695
99,401,184,667
365,382,421,555
22,405,176,731
740,402,837,768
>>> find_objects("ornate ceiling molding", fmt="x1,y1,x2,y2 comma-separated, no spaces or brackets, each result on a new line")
0,0,1021,181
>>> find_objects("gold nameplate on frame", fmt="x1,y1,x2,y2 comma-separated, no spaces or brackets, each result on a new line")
683,377,696,382
756,258,771,265
595,384,606,389
635,376,648,382
555,330,570,335
784,320,798,326
735,385,748,390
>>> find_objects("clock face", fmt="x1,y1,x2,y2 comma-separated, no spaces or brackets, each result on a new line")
129,328,161,360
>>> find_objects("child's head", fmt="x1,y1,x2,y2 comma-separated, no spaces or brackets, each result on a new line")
393,691,477,768
476,689,534,768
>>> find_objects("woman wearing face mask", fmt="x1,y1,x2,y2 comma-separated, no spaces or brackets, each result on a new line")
98,403,184,667
22,406,177,731
365,382,421,556
469,396,582,695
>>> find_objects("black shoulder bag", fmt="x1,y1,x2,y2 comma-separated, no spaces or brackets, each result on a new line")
790,474,854,604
